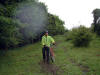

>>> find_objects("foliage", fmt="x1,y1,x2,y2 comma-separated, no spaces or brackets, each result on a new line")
0,0,65,49
0,16,20,49
92,8,100,35
47,13,65,35
13,2,48,44
93,24,100,35
0,0,35,5
0,35,100,75
67,26,92,47
92,9,100,24
0,5,5,16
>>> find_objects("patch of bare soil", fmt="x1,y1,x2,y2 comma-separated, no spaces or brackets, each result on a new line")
96,54,100,56
39,61,64,75
69,58,90,75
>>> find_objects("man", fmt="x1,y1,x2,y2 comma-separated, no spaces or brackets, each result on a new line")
42,31,55,64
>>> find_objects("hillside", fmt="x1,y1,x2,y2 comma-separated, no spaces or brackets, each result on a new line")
0,35,100,75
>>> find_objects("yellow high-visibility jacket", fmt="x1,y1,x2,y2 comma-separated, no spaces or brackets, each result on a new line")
42,35,55,47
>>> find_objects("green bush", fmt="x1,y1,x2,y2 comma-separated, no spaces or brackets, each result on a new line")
65,31,73,41
0,16,20,49
68,26,92,47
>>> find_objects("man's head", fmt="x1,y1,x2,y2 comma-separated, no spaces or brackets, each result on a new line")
44,31,48,36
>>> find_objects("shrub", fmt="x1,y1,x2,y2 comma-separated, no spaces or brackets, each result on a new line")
69,26,92,47
0,16,20,49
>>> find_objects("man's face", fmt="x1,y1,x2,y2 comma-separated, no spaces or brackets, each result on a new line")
45,32,48,36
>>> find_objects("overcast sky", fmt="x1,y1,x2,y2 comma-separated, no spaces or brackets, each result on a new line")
39,0,100,29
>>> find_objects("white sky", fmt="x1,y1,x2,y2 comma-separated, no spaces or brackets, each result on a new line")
39,0,100,29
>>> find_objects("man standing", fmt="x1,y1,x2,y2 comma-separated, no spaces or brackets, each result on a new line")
42,31,55,64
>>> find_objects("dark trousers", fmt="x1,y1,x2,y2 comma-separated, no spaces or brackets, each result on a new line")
42,46,50,63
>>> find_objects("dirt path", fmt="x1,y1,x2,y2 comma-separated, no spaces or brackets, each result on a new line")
62,46,91,75
39,61,64,75
39,44,90,75
39,40,65,75
69,58,90,75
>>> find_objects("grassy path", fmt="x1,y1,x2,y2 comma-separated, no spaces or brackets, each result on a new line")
54,35,100,75
0,35,100,75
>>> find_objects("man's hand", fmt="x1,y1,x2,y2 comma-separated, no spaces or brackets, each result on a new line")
43,45,46,47
53,42,56,45
44,45,48,47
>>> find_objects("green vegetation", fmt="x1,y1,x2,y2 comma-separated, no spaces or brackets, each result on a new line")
47,13,65,35
0,35,100,75
92,8,100,35
0,0,100,75
66,26,92,47
0,0,65,49
55,35,100,75
0,16,20,49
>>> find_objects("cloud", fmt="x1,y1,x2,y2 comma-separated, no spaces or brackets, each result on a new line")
39,0,100,29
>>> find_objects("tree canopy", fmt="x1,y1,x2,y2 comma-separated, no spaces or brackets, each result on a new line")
0,0,65,49
92,8,100,35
